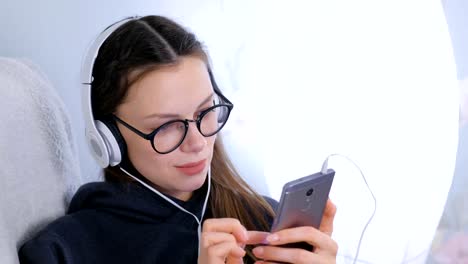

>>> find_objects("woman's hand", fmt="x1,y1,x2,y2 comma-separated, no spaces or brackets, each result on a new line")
252,199,338,264
198,218,249,264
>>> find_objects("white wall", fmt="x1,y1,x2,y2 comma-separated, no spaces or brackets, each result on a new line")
0,1,460,263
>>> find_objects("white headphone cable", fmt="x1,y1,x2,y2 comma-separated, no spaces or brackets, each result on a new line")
119,166,211,255
321,154,377,264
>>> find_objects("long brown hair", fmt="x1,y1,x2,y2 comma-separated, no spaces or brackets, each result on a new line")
91,15,274,262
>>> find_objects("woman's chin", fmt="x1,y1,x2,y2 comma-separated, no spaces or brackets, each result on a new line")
177,169,208,191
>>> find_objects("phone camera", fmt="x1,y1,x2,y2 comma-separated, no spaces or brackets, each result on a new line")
306,188,314,196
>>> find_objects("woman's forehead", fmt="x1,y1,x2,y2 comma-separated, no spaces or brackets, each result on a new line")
120,56,214,117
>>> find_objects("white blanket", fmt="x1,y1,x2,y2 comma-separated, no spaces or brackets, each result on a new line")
0,57,81,264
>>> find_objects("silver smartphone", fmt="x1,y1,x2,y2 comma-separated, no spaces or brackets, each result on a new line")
270,169,335,246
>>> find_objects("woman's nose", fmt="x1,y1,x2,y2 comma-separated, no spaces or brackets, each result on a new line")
179,122,206,153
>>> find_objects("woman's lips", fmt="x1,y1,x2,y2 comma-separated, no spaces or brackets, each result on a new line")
175,159,206,176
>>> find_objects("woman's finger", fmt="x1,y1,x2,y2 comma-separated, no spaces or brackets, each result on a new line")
265,226,338,255
202,218,248,243
319,199,337,236
200,231,237,248
207,241,246,261
226,253,246,264
246,231,270,245
252,246,323,264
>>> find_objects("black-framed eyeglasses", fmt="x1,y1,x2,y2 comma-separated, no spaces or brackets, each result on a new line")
113,91,233,154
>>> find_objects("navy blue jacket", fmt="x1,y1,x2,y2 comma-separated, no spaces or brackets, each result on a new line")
18,181,277,264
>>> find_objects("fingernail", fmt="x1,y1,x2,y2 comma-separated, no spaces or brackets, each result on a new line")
266,234,279,243
253,247,264,257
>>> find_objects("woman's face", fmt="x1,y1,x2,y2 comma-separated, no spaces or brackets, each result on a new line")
115,56,216,201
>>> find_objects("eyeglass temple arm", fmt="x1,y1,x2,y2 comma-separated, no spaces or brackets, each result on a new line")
208,68,233,106
112,115,152,140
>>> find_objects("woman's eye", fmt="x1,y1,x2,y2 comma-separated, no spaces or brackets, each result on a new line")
177,123,186,130
201,105,216,114
150,124,164,132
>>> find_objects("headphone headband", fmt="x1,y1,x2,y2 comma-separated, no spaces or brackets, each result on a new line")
81,17,138,168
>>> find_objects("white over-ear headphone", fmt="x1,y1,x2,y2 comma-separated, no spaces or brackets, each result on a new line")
81,17,138,168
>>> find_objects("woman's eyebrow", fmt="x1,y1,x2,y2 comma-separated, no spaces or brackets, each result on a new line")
143,93,214,120
197,92,215,108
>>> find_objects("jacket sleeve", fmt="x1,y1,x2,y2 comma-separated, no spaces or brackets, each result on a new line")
18,232,70,264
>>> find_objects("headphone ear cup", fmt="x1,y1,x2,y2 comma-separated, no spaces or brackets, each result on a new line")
95,118,126,167
85,128,110,168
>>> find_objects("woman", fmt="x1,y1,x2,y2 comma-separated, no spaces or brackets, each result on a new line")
19,15,338,263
